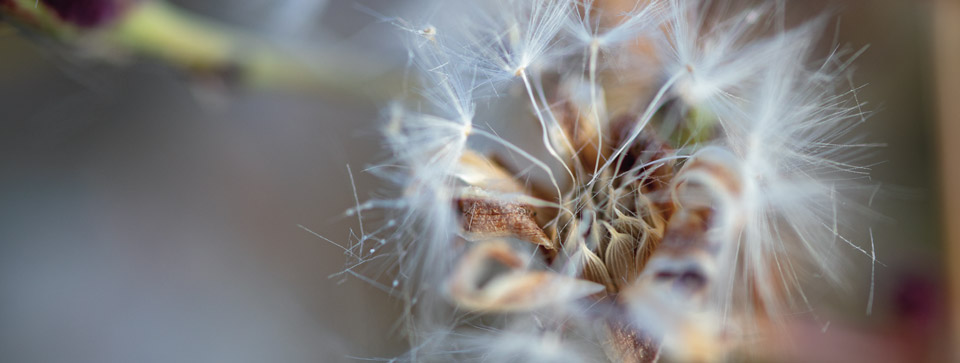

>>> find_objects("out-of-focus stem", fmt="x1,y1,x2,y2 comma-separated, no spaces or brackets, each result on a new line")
109,2,237,74
2,1,398,98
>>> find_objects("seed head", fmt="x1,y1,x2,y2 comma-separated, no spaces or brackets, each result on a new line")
346,0,877,361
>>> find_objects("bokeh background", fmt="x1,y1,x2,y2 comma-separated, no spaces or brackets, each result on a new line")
0,0,954,362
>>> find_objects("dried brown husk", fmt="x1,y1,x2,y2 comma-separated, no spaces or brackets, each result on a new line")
457,196,554,250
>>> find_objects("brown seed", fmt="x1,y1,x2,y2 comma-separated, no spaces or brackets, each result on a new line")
603,222,640,289
634,232,658,272
611,210,647,240
635,192,667,238
458,197,554,249
579,243,615,293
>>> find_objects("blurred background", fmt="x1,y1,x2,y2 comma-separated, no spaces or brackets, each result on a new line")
0,0,954,362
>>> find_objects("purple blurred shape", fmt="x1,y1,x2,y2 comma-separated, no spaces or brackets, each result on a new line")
41,0,122,27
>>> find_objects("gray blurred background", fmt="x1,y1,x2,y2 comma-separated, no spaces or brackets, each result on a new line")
0,0,950,362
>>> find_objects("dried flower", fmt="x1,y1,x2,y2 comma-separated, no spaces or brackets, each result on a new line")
343,0,875,361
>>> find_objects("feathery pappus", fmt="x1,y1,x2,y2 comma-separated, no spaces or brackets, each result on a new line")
341,0,877,361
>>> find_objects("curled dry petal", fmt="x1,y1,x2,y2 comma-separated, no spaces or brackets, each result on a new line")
448,240,605,312
638,206,715,301
456,151,527,194
640,147,743,298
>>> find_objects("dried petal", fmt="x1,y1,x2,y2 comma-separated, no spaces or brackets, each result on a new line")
448,241,605,312
638,208,714,300
636,148,745,298
456,151,526,194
